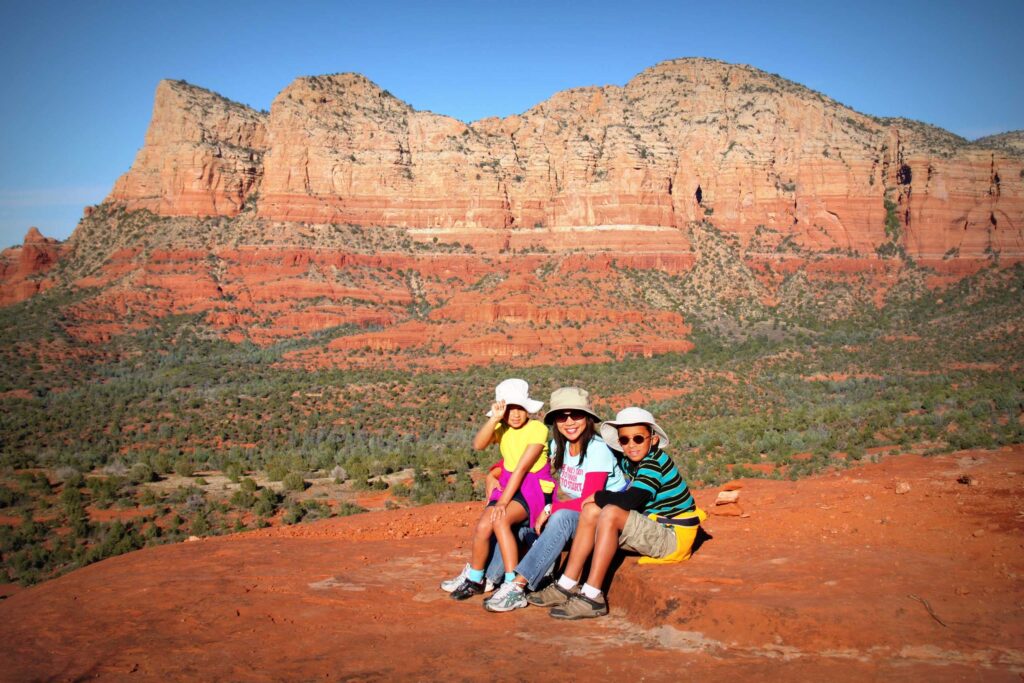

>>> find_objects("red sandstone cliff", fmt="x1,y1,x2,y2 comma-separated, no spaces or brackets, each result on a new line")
0,227,64,305
108,80,267,216
106,59,1024,259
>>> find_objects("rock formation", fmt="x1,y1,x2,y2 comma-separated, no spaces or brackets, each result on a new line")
106,59,1024,259
0,227,64,306
108,80,266,216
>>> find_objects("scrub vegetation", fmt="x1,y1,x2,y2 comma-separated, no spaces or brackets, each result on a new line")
0,258,1021,587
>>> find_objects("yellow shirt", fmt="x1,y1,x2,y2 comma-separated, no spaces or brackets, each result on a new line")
494,420,554,493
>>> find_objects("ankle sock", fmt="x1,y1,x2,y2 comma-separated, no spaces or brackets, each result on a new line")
467,568,485,583
557,575,578,591
504,572,516,584
581,583,602,600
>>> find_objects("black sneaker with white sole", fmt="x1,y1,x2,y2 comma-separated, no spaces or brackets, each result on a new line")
449,578,486,601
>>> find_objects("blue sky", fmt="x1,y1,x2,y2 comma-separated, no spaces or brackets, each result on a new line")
1,0,1021,247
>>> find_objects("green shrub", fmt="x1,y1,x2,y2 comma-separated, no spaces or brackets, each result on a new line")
282,472,307,492
173,458,195,478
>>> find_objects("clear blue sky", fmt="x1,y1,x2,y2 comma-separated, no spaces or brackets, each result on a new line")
1,0,1021,247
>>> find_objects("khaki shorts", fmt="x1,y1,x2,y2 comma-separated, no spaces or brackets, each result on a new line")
619,510,677,559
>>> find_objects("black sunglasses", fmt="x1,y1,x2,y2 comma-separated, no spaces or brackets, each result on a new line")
618,434,650,446
554,410,588,422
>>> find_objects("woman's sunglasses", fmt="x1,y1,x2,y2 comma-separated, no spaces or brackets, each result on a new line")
554,410,588,423
618,434,650,446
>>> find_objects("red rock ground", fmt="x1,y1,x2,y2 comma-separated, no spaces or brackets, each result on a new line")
2,447,1022,682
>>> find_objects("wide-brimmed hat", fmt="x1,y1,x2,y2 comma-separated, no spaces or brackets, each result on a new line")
543,387,602,424
599,406,670,451
486,378,544,416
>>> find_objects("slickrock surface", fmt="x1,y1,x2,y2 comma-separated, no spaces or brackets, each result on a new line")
3,446,1021,681
107,59,1024,259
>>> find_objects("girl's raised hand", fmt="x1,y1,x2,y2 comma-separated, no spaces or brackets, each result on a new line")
490,400,507,420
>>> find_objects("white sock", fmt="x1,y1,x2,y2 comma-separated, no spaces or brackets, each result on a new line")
581,583,602,600
557,575,578,591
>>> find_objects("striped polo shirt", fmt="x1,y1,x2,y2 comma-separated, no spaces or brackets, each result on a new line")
623,448,695,517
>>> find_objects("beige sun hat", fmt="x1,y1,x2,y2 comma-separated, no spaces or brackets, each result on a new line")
486,378,544,416
542,387,603,425
599,406,670,451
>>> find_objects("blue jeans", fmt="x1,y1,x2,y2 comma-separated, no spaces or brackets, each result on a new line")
485,524,538,584
487,509,579,589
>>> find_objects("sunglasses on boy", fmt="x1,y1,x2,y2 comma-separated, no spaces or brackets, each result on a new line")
618,434,651,446
553,410,589,422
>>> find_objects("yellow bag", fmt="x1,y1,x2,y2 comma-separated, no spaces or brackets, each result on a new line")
637,508,707,565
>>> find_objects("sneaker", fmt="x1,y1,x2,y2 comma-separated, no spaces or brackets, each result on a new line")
440,564,495,593
484,581,527,612
449,578,486,601
549,593,609,620
526,581,577,608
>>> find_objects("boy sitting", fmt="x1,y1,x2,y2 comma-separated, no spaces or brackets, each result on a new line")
536,407,703,619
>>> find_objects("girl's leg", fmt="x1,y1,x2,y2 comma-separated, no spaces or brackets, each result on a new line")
470,508,496,570
560,501,601,582
493,501,529,572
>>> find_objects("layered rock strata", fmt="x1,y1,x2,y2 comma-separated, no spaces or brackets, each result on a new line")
108,80,266,216
106,59,1024,259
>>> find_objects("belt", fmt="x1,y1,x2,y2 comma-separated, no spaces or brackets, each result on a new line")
655,512,701,528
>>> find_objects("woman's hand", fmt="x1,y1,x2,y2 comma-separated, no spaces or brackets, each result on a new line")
490,502,508,523
534,508,550,533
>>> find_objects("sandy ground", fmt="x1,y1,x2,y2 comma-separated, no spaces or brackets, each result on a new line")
1,446,1022,681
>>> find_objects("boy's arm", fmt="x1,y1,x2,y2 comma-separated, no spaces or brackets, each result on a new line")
595,458,659,510
593,486,652,511
551,472,609,513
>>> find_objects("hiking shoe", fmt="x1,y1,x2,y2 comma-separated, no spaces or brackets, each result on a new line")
484,582,527,612
549,593,608,619
526,582,578,608
449,578,486,601
440,564,495,593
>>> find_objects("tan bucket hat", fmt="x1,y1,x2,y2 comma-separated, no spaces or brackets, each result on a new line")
542,386,602,425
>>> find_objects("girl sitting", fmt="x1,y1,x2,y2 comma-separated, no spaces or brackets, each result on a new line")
443,378,553,600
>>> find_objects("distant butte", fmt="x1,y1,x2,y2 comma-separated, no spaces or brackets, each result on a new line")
1,59,1022,362
106,58,1023,259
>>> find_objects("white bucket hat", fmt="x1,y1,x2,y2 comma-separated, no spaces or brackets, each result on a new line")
486,378,544,416
600,406,670,451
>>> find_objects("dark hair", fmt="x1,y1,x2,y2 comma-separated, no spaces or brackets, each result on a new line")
551,416,597,473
